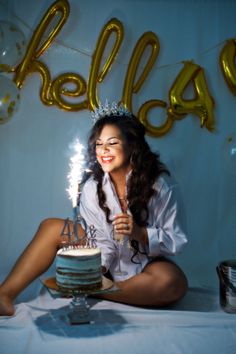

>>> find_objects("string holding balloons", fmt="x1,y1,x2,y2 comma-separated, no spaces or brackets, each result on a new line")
0,74,20,124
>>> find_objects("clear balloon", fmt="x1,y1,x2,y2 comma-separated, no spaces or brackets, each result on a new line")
0,21,26,72
0,75,20,124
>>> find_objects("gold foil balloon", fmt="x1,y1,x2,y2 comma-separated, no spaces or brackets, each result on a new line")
51,72,87,111
0,21,26,72
220,39,236,96
29,60,54,106
138,99,174,137
87,18,124,112
7,0,218,138
14,0,70,91
0,75,20,124
168,61,215,132
122,31,160,112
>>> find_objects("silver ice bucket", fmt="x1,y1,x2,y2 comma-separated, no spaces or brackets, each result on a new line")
216,259,236,313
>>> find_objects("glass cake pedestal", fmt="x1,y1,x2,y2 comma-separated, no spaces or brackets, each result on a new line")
41,276,117,325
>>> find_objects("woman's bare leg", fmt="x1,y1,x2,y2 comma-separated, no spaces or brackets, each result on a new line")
1,222,187,314
0,218,80,316
100,260,188,307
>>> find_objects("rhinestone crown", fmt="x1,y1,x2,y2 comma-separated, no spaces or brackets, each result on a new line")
91,100,133,124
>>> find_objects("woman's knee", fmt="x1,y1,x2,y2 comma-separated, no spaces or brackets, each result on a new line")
160,270,188,303
145,261,188,304
38,218,66,235
38,218,85,242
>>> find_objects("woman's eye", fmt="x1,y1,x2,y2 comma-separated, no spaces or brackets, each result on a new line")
95,140,120,148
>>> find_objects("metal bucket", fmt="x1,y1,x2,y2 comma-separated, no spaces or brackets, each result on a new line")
216,259,236,313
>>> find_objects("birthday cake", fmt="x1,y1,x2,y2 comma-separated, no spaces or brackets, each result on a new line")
56,247,102,292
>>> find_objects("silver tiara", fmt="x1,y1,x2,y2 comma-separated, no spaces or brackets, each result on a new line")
91,100,133,124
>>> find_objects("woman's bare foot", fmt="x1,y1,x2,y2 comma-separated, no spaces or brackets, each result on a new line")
0,292,15,316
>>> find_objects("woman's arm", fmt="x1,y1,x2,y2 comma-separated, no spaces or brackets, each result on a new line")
146,177,188,256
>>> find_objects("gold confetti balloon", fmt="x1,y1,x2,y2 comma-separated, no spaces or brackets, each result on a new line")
0,75,20,124
0,21,26,72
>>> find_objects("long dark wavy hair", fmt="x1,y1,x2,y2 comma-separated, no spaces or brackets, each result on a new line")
85,113,170,228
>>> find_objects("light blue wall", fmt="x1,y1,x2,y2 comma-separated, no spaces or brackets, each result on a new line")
0,0,236,289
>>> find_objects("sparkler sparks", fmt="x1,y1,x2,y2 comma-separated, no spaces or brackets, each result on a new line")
67,138,86,208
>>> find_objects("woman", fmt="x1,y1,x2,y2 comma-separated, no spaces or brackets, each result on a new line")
0,103,188,316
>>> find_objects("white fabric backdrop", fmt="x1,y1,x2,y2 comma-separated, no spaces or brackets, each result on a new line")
0,0,236,293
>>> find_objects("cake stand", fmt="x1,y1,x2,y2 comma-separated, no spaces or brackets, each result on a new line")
41,276,117,325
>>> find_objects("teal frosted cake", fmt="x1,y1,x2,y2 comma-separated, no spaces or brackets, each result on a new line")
56,247,102,292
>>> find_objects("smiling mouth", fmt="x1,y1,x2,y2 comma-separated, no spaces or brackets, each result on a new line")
101,156,114,163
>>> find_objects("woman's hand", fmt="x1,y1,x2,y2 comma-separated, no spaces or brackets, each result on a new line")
112,213,148,246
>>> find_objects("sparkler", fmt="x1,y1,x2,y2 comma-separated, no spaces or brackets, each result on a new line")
67,138,86,242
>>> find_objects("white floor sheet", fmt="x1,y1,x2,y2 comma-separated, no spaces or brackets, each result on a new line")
0,280,236,354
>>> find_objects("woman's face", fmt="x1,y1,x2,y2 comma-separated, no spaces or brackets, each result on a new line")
95,124,131,175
